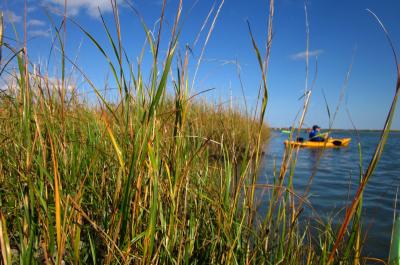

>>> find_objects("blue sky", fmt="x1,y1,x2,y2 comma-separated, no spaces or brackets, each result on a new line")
2,0,400,129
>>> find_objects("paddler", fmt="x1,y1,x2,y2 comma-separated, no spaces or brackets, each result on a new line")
308,125,328,142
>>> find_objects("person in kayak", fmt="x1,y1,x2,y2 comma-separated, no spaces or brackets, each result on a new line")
308,125,327,142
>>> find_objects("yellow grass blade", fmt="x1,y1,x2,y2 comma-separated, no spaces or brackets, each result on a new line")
104,118,125,169
0,209,12,265
49,136,62,264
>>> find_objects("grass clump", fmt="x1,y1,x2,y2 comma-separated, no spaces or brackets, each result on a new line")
185,100,270,157
0,2,274,263
0,69,272,264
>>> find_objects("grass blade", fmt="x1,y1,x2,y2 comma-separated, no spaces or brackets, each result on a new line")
0,209,12,265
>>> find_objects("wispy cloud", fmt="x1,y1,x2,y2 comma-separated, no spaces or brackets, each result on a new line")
290,49,324,60
27,6,38,13
28,19,46,27
4,10,22,24
44,0,123,17
0,73,18,92
29,29,51,38
1,72,76,92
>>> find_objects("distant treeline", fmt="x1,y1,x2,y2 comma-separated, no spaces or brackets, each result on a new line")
272,127,400,133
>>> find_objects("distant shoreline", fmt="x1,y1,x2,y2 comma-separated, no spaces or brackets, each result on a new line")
271,127,400,133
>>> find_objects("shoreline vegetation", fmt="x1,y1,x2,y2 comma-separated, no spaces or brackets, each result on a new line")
1,1,400,264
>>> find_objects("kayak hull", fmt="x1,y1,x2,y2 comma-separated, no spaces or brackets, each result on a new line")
284,138,351,148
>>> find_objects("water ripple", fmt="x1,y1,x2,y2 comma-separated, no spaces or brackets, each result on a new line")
260,131,400,259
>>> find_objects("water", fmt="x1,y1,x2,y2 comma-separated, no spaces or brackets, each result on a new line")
258,130,400,258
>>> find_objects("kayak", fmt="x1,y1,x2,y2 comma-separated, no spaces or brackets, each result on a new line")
284,138,351,148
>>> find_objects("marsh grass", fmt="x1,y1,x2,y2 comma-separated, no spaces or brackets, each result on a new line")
0,1,399,264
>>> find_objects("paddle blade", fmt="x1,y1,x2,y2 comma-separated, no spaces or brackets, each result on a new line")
332,140,342,146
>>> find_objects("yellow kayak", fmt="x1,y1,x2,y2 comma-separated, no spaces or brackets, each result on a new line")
284,138,351,148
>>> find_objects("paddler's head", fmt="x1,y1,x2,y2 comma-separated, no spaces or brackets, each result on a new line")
312,125,321,131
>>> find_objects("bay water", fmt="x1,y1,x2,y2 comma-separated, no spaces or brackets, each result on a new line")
258,130,400,259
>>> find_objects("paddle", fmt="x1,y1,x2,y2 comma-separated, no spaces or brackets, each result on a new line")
308,132,329,142
281,130,343,146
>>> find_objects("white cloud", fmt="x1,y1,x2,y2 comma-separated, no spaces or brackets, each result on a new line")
4,10,22,24
27,6,38,13
44,0,122,17
0,71,76,93
290,49,324,60
29,29,51,38
46,76,76,92
28,19,46,27
0,73,18,92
